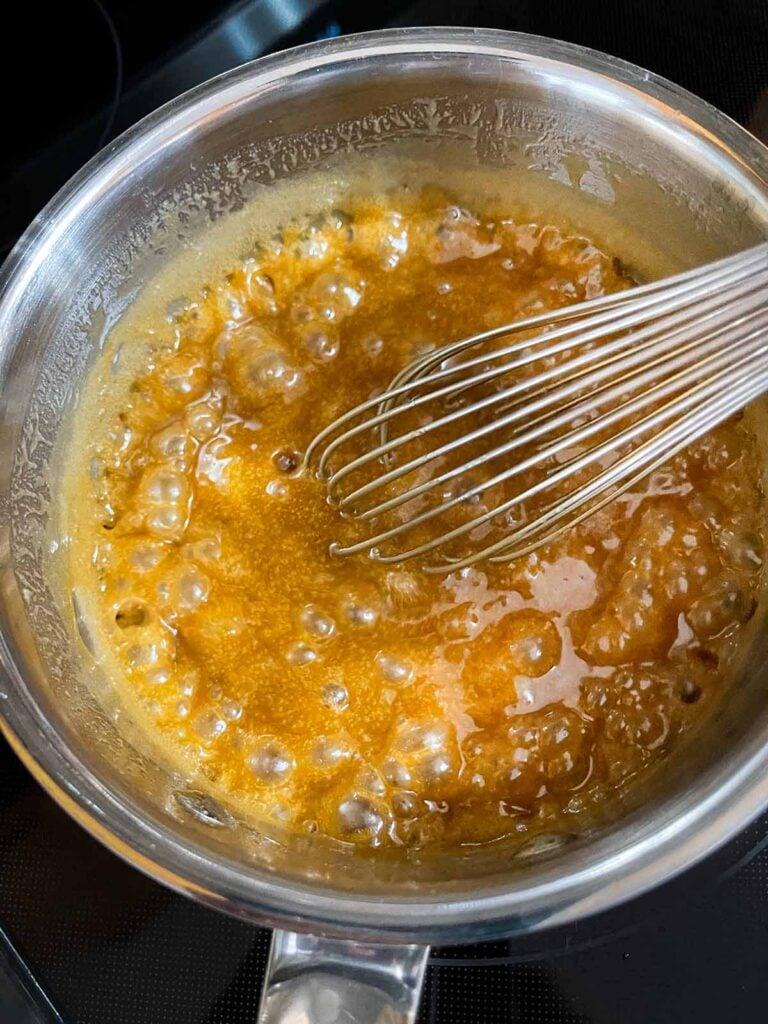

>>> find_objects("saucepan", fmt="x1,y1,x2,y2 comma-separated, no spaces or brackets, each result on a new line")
1,28,768,1023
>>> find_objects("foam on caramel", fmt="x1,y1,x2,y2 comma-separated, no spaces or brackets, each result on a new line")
61,165,765,853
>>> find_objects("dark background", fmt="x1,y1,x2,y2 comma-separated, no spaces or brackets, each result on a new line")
1,1,768,1021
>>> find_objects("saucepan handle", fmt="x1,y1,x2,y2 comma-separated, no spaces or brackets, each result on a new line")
258,929,429,1023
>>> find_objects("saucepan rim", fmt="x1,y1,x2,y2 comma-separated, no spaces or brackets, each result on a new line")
1,26,768,943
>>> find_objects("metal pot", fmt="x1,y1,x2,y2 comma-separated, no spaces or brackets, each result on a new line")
1,28,767,1023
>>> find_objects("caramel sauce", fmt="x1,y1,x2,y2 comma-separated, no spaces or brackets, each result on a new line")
69,188,764,851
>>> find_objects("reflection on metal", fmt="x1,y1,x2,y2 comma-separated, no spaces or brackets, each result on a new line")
115,0,326,130
0,925,63,1024
749,89,768,145
259,930,429,1024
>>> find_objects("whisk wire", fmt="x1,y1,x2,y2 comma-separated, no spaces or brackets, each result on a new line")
387,243,768,405
333,331,768,565
306,242,768,570
307,246,766,478
340,310,768,534
332,264,768,508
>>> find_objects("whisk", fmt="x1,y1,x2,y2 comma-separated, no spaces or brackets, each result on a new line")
302,242,768,572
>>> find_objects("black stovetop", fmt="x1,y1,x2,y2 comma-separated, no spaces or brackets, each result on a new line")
5,734,768,1024
1,2,767,1022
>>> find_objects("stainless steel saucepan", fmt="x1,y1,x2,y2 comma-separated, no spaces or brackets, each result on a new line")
1,28,767,1023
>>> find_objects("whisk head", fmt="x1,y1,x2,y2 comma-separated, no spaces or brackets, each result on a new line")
302,243,768,572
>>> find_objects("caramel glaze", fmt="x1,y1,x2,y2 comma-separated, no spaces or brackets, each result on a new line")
73,188,764,851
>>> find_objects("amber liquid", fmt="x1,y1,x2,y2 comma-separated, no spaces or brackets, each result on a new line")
67,187,765,851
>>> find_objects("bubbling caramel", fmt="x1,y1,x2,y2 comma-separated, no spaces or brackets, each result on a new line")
68,187,764,851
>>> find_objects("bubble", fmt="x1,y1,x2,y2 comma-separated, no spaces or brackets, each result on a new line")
160,353,209,399
269,800,292,822
291,301,313,324
295,231,329,261
252,350,299,388
397,721,448,755
308,270,363,319
467,611,561,683
311,736,352,768
393,792,416,816
510,623,562,677
382,758,412,787
386,229,408,252
127,643,158,669
194,709,226,742
272,449,299,474
322,682,349,712
115,600,147,629
179,672,197,697
375,653,413,685
146,506,185,539
177,567,210,612
244,267,278,313
216,285,250,324
194,435,233,490
130,544,166,573
420,753,453,783
380,233,408,270
146,666,172,686
344,603,379,628
338,795,384,837
436,281,452,294
300,605,336,639
182,536,222,566
363,335,384,358
227,328,302,409
266,479,287,497
355,766,387,796
287,643,317,666
719,527,764,572
688,578,757,638
221,699,243,721
396,805,446,849
302,328,339,363
213,329,233,366
249,738,295,785
384,570,427,611
150,423,197,469
519,636,543,662
185,402,222,442
176,699,190,718
141,466,188,506
680,680,702,704
389,720,455,789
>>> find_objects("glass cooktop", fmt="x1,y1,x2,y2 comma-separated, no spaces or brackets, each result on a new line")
1,1,767,1021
